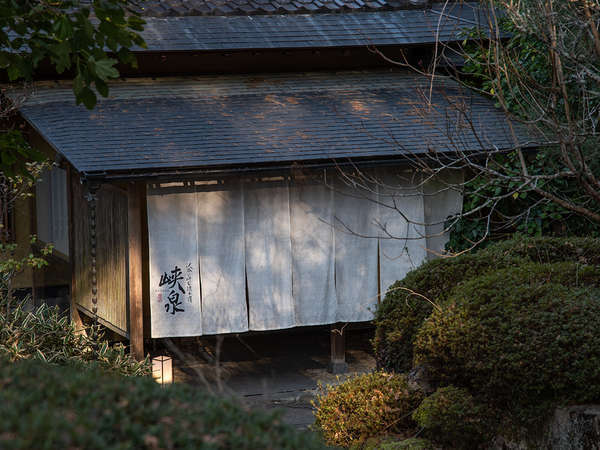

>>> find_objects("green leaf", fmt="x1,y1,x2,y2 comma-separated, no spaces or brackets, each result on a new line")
6,64,21,81
95,79,109,98
92,58,119,81
73,73,86,96
77,87,97,110
50,41,71,73
53,16,73,40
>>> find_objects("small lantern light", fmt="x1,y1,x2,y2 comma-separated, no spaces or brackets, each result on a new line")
152,355,173,385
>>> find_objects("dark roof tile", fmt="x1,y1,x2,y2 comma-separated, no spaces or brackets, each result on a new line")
214,3,235,13
301,2,320,10
257,3,278,12
189,3,213,13
281,2,298,11
237,3,256,13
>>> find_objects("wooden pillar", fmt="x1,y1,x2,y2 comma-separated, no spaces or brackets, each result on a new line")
67,166,84,331
29,190,40,308
128,182,144,361
329,324,348,374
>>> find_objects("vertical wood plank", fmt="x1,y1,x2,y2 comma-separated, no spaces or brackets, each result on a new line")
72,179,92,314
97,186,128,331
128,182,144,360
67,167,84,331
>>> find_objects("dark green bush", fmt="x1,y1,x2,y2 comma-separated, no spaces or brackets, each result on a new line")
0,359,325,450
373,236,600,373
413,263,600,426
312,371,424,448
0,298,150,376
412,386,492,449
480,235,600,265
373,253,524,372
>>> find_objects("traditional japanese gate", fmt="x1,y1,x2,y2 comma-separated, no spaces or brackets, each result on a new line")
12,69,534,362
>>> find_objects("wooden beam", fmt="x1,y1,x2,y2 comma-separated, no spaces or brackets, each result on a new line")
128,182,144,361
329,324,348,374
75,303,129,339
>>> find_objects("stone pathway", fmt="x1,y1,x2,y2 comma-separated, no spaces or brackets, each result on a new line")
153,326,376,429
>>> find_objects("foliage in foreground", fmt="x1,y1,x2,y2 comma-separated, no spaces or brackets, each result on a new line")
0,1,146,177
1,0,145,108
0,296,149,377
373,236,600,373
312,371,424,448
0,359,325,450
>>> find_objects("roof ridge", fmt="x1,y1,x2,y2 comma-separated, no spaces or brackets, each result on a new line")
128,0,430,17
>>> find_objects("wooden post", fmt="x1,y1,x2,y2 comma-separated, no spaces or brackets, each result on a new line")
329,324,348,374
128,182,144,361
67,166,84,331
29,190,40,308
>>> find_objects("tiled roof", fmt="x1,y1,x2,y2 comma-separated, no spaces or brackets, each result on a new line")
15,70,536,176
133,0,427,17
139,4,485,51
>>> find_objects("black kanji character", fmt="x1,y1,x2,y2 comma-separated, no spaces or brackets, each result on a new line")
164,289,185,315
159,266,184,289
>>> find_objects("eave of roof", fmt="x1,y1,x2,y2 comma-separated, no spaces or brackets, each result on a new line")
11,70,537,180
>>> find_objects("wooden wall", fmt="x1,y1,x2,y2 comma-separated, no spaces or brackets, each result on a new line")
11,128,70,291
10,195,35,290
71,177,128,335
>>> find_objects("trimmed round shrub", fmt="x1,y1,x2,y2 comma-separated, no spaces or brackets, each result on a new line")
373,253,524,372
412,386,492,449
373,236,600,373
312,371,424,448
413,263,600,426
0,359,325,450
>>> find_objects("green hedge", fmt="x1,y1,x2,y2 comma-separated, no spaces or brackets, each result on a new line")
373,236,600,373
0,359,325,450
413,263,600,426
312,371,424,448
